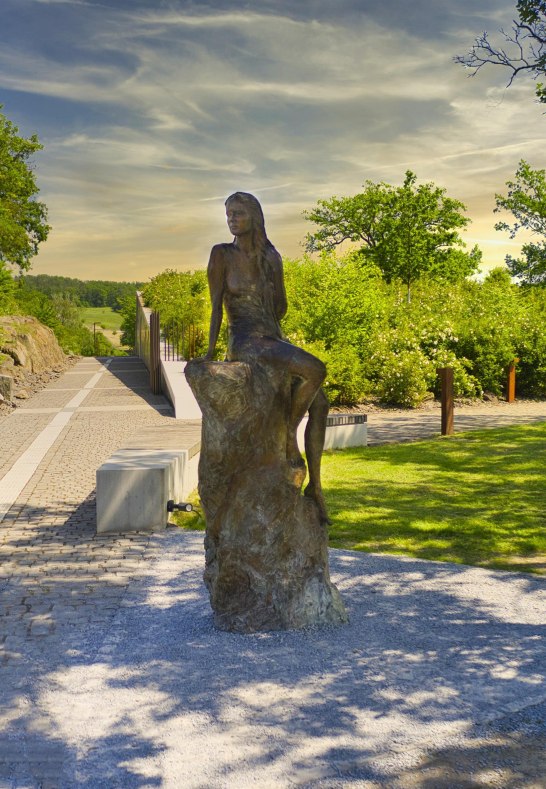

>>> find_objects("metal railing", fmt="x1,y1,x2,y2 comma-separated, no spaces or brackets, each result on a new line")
161,322,203,361
135,292,161,394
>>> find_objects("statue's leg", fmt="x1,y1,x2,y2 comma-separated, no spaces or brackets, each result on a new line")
304,388,331,524
285,353,326,467
233,337,327,495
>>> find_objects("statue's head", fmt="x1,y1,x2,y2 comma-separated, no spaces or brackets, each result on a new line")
225,192,267,243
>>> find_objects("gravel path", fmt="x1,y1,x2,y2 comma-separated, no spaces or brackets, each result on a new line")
364,398,546,445
0,361,544,788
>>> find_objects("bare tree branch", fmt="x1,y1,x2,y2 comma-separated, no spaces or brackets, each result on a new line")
455,2,545,103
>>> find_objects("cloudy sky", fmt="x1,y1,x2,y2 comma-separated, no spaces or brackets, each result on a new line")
2,0,544,282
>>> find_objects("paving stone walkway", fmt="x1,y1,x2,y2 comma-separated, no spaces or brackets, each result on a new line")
0,360,544,788
0,357,177,787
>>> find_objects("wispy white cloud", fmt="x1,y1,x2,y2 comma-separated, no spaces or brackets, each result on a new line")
1,0,539,279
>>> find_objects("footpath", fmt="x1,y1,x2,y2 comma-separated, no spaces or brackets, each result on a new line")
0,358,544,788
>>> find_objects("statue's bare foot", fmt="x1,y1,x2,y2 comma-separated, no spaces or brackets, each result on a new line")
304,483,332,525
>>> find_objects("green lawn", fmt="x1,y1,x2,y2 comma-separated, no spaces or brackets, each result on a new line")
174,422,546,575
81,306,123,331
322,422,546,574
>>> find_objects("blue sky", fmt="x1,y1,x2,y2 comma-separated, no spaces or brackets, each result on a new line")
2,0,544,281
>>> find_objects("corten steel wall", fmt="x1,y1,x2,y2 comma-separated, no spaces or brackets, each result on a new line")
135,292,162,394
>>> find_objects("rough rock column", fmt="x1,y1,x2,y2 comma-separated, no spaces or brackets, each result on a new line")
185,358,347,633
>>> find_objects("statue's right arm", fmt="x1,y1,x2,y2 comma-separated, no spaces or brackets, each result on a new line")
205,245,225,359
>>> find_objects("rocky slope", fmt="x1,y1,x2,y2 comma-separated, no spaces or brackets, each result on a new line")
0,315,76,417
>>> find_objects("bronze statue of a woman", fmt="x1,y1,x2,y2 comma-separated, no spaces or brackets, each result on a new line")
204,191,330,523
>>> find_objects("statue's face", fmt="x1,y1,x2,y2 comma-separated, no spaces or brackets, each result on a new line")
226,201,252,237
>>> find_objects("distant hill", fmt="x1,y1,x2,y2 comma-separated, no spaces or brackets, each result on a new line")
19,274,144,311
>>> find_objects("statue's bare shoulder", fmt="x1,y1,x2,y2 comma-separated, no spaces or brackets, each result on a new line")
207,243,231,277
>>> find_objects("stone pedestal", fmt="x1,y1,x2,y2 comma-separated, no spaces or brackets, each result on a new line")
185,358,347,633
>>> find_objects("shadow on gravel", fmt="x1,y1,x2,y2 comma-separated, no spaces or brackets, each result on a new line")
390,711,546,788
0,492,156,788
1,526,542,787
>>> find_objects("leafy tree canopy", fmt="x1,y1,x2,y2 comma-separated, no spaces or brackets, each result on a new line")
141,268,209,327
21,273,143,310
0,105,50,273
304,171,476,300
495,159,546,285
456,1,546,104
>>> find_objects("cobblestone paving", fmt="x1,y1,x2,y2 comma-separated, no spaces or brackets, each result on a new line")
0,357,175,787
0,414,54,479
15,390,77,411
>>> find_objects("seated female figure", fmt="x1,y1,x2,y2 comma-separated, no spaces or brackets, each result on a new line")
204,191,330,523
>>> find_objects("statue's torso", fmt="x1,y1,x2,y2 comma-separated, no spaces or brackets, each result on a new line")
220,244,283,355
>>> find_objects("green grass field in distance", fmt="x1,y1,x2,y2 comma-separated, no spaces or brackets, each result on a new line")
322,422,546,575
81,306,123,331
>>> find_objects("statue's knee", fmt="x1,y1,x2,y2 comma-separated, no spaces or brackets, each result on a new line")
315,358,327,385
311,387,329,418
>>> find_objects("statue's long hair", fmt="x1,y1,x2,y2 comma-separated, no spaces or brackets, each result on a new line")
225,192,275,276
225,191,280,326
225,191,284,336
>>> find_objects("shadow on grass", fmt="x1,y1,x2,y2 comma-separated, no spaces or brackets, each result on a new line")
323,423,546,574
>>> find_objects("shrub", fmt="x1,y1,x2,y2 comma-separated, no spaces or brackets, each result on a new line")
374,347,434,407
322,342,368,406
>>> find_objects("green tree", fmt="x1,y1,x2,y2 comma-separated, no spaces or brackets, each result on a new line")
0,262,15,313
142,269,208,326
119,292,137,349
304,171,475,301
456,1,546,104
0,106,50,273
141,269,209,358
495,159,546,285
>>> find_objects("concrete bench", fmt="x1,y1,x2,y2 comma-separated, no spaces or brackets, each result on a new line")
96,422,201,534
297,413,367,450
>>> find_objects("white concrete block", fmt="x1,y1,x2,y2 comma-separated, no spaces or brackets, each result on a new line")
324,421,367,450
297,415,368,451
182,451,199,498
161,361,202,419
96,449,186,533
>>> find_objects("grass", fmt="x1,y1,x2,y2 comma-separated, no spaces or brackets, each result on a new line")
81,306,123,331
169,490,206,531
81,306,126,348
322,422,546,575
175,423,546,575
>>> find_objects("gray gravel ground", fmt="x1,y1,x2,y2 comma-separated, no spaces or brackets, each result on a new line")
18,530,543,789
